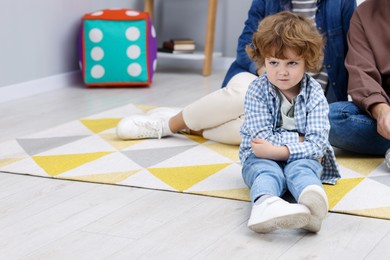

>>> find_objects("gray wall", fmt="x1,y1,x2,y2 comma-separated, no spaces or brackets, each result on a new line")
0,0,251,88
0,0,146,88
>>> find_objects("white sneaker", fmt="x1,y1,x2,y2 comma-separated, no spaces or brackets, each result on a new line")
247,196,310,233
147,107,190,134
385,148,390,169
116,115,164,140
298,185,328,233
146,107,182,119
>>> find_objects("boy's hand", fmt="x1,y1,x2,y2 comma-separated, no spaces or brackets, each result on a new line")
251,138,289,161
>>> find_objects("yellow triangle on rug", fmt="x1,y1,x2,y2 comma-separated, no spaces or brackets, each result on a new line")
32,152,112,176
62,170,140,184
343,207,390,220
336,154,384,176
81,118,121,134
148,164,231,191
324,177,364,209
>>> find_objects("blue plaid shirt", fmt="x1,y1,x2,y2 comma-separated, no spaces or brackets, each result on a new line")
239,73,340,184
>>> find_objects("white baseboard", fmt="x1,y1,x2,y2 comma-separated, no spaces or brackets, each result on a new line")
0,56,234,104
0,71,81,104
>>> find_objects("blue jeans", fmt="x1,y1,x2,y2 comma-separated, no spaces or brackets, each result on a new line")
329,102,390,155
242,153,323,204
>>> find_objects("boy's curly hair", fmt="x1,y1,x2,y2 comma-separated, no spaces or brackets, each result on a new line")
246,11,324,73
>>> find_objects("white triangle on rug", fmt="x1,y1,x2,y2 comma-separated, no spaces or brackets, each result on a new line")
151,144,234,168
0,157,49,177
118,168,176,191
332,177,390,211
122,134,199,150
367,162,389,177
82,104,145,119
60,152,143,177
36,135,116,156
21,121,94,138
338,164,366,179
0,140,29,159
185,163,245,192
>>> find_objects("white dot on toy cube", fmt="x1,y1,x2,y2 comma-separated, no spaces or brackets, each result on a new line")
79,9,157,87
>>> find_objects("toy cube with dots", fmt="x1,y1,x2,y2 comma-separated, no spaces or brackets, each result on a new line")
79,9,157,86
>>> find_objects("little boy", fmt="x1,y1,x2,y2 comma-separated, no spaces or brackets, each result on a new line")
239,11,340,233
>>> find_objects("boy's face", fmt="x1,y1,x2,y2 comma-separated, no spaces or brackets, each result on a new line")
265,48,305,97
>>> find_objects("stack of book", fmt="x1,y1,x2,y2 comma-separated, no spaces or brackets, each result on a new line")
158,39,196,54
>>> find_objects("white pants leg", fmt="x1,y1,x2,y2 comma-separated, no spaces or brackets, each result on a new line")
182,72,257,145
202,115,245,145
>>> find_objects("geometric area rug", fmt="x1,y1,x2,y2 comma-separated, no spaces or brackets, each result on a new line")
0,103,389,220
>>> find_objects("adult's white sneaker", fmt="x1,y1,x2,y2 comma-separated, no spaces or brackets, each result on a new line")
116,115,164,140
147,107,190,134
247,196,310,233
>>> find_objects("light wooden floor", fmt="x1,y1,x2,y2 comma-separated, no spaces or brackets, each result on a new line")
0,69,389,259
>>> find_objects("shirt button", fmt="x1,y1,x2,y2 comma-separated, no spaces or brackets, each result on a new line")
333,82,336,86
327,65,331,68
318,27,322,31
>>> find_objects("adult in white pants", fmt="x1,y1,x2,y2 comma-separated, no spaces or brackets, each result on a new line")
116,0,355,145
116,72,257,145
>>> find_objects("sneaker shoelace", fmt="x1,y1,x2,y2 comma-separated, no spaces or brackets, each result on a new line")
134,120,163,139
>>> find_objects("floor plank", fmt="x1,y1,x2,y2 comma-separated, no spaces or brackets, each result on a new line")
365,230,390,260
107,197,250,259
24,230,134,260
278,214,390,260
0,182,150,259
81,191,209,240
0,174,95,229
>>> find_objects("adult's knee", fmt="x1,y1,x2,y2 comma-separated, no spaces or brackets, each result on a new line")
329,101,350,122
